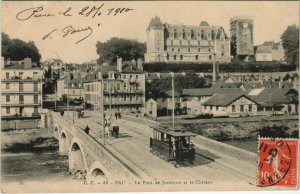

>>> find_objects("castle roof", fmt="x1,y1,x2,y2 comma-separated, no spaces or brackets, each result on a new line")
147,16,164,30
200,21,209,26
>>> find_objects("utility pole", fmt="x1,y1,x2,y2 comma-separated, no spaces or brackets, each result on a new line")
54,82,57,111
171,72,175,128
67,80,69,119
101,63,105,145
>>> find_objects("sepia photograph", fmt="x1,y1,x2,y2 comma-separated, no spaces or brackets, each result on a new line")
1,0,299,193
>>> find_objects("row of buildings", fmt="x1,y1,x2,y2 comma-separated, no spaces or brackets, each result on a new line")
145,83,298,118
145,16,285,63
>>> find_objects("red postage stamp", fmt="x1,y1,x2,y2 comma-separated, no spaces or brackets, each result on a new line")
257,138,298,187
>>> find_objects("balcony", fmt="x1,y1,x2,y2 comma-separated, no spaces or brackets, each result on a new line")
1,102,41,107
2,76,41,82
104,89,143,95
104,99,143,105
2,90,41,94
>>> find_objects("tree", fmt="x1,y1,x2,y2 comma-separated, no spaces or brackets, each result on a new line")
96,37,146,64
281,25,299,66
1,33,41,63
146,73,208,99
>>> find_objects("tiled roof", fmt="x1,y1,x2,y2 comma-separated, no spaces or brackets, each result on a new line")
256,46,272,53
203,93,253,106
182,88,244,97
122,62,144,73
248,88,295,105
3,61,40,69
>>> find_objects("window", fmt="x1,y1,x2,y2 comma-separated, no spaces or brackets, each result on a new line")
178,48,180,52
249,104,252,112
216,106,219,111
195,55,199,60
19,83,24,92
198,48,201,52
34,106,38,114
171,40,173,45
209,55,212,60
19,72,23,79
210,106,212,110
19,95,24,104
179,40,182,45
232,105,235,112
209,48,211,52
6,107,10,114
34,83,38,92
240,105,244,112
123,75,126,79
6,72,9,79
104,83,108,91
188,48,190,52
172,48,174,52
123,83,126,89
174,55,177,60
6,83,9,89
33,95,38,104
174,32,177,39
180,55,183,60
221,52,224,56
167,55,169,60
136,75,138,79
6,95,10,102
33,72,38,79
198,41,200,45
188,40,190,45
117,83,120,90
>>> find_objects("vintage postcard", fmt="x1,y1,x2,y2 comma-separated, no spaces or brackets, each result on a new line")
1,0,299,193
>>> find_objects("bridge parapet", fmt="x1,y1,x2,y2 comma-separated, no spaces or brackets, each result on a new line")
52,112,149,180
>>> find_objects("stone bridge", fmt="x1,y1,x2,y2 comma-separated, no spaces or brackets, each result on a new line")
50,112,148,181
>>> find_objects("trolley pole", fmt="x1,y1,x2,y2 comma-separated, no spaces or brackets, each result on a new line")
171,72,175,127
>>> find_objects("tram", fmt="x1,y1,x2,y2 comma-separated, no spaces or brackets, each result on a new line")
149,124,196,165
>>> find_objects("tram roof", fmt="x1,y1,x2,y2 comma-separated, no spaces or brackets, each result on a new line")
150,124,197,137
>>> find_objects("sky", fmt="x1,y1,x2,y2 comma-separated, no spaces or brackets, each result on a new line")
2,1,299,63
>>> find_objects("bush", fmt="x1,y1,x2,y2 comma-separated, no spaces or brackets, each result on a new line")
259,125,290,138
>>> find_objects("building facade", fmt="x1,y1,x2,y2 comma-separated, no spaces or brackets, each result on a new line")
83,59,146,113
255,46,273,61
1,57,42,117
230,16,254,61
145,16,231,63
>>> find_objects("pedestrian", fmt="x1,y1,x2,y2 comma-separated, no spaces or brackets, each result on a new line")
84,125,90,134
118,112,121,119
60,110,64,117
77,110,81,119
115,112,118,120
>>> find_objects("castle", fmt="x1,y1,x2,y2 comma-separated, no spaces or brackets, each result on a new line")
144,16,231,63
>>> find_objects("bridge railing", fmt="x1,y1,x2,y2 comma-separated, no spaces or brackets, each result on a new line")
52,112,149,180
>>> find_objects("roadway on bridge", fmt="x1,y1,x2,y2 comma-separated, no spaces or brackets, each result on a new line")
61,110,256,188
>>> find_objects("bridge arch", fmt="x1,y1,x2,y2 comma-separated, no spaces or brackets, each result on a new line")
59,130,69,155
86,161,115,181
69,139,88,174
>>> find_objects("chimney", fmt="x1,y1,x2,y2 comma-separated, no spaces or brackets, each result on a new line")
131,59,137,67
98,72,103,80
137,59,143,71
1,57,4,69
117,57,123,72
212,61,219,84
24,58,32,69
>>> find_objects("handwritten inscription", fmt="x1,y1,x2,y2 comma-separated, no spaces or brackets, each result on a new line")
16,3,135,44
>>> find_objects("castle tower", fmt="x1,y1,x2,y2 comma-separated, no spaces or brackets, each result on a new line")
230,16,254,62
145,16,165,62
